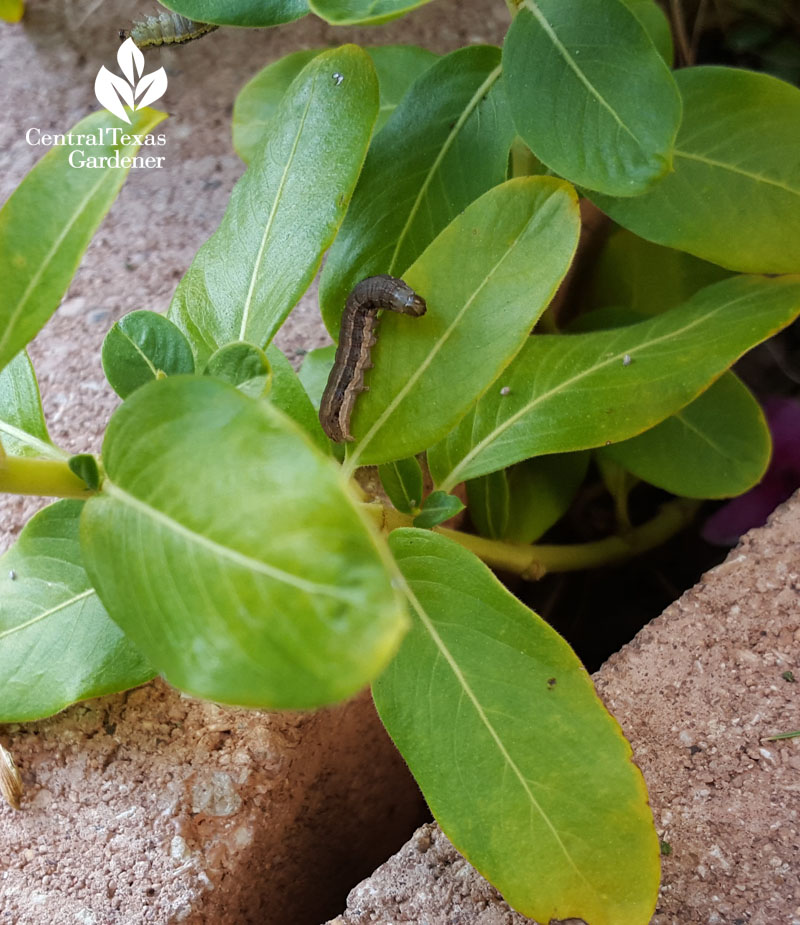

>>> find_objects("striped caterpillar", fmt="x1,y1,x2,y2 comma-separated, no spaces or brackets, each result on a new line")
119,12,219,48
319,275,426,443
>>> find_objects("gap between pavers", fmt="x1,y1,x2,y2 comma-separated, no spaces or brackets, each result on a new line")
327,491,800,925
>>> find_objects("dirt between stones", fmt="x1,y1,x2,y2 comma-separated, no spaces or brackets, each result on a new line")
329,492,800,925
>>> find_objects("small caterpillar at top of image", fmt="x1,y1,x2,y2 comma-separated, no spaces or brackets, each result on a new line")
120,11,219,48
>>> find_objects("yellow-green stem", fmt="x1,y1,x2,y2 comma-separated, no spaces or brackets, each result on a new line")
0,456,92,499
364,497,700,579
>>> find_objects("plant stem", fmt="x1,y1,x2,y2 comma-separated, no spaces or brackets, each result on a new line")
364,497,700,579
0,456,92,499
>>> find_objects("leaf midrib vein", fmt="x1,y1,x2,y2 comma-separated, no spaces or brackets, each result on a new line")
0,588,95,640
386,64,502,276
402,580,591,886
521,0,640,147
101,479,359,602
675,148,800,197
238,77,317,342
443,290,761,487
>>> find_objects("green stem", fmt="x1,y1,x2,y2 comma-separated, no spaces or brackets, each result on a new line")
364,497,700,579
0,455,92,499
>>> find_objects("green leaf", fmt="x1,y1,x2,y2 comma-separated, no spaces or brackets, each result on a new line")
265,344,329,454
465,470,509,539
168,46,378,367
80,376,406,710
233,45,437,164
598,373,770,499
102,310,195,399
320,45,515,333
595,454,638,528
0,350,62,460
298,344,336,410
0,107,167,374
204,342,272,398
367,45,439,132
429,275,800,489
590,67,800,273
343,177,581,467
374,529,659,925
619,0,673,65
233,50,319,163
68,454,101,491
0,0,23,22
503,0,681,196
583,228,731,320
0,500,153,722
412,490,464,529
309,0,434,25
505,452,589,543
160,0,308,26
379,457,424,514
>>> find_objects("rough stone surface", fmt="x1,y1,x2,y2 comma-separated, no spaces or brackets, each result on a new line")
327,493,800,925
0,1,510,922
0,683,428,924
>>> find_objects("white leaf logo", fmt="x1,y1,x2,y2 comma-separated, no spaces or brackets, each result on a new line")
94,38,167,124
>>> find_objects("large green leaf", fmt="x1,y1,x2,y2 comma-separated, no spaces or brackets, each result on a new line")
298,344,336,410
374,529,659,924
590,67,800,273
233,46,437,164
505,451,590,543
160,0,308,26
465,470,509,539
429,275,800,489
503,0,681,197
0,107,167,374
80,376,406,710
619,0,673,65
0,500,153,722
168,46,378,367
265,344,329,454
0,351,62,460
598,372,770,499
583,228,731,319
309,0,434,25
342,177,580,469
319,45,515,333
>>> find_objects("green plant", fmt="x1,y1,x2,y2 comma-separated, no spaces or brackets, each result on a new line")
2,2,800,922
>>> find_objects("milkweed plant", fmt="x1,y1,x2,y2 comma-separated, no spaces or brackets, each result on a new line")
1,0,799,921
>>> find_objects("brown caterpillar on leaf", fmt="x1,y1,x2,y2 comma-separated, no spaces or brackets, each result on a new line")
319,275,427,443
120,11,219,48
